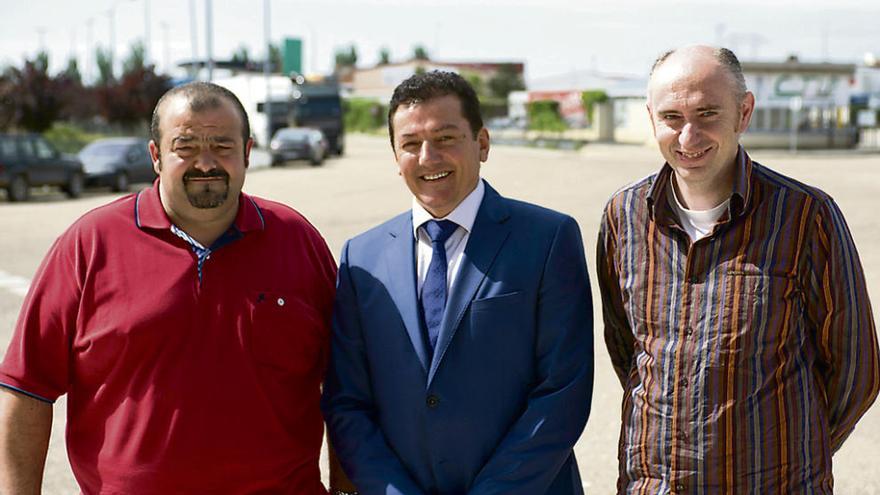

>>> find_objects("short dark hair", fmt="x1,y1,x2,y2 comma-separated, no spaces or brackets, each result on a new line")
150,81,251,155
650,46,747,102
387,70,484,148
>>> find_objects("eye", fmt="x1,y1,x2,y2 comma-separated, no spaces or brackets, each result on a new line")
400,140,420,152
700,110,718,118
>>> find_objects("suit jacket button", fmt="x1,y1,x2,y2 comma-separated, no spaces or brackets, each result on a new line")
426,395,440,408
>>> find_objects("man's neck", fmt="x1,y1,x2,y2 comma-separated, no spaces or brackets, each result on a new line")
161,197,239,247
672,170,734,211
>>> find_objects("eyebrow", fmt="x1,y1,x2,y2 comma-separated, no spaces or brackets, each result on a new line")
399,124,461,139
171,135,237,146
657,104,722,116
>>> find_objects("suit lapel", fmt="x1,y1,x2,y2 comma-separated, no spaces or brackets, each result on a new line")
428,183,511,386
382,214,431,373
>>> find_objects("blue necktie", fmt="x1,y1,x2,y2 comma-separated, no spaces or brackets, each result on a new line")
421,219,459,353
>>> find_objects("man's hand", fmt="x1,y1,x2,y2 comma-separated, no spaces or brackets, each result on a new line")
0,387,52,495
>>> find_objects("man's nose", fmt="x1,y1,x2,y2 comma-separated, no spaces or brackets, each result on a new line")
419,141,440,165
678,122,701,148
193,149,219,171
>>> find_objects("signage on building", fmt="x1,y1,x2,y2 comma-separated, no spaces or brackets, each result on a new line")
746,73,850,108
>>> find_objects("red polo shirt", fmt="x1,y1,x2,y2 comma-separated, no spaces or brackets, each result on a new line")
0,183,336,494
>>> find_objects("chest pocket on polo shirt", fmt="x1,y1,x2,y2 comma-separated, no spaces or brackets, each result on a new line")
247,291,327,375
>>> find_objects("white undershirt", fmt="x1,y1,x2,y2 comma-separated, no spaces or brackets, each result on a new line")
412,180,485,295
667,182,730,242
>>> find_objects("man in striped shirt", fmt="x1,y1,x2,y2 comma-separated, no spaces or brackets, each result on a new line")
597,45,880,494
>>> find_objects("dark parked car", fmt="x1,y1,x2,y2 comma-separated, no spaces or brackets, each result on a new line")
269,127,327,166
78,137,155,192
0,133,85,202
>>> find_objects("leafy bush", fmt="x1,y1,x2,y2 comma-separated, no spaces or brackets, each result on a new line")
344,98,386,133
527,100,567,132
581,90,609,124
44,123,105,153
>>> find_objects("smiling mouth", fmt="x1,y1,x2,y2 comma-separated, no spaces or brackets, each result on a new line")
422,171,451,181
676,147,711,160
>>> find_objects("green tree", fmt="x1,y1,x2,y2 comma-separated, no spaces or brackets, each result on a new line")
464,73,485,97
122,41,146,75
413,45,429,61
232,44,251,65
343,98,386,132
95,47,114,85
488,64,525,100
334,44,358,68
0,69,15,130
378,46,391,65
269,43,282,72
62,57,82,85
580,90,608,125
527,100,567,132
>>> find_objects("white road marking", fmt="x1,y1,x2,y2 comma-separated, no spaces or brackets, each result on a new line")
0,270,30,297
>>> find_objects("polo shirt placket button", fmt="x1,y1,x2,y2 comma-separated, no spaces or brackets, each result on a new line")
675,484,685,492
426,394,440,408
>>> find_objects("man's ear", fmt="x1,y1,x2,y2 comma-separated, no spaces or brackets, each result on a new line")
478,127,490,162
736,92,756,134
149,140,161,173
244,137,254,168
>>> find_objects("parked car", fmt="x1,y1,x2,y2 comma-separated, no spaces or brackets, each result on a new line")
0,133,85,202
78,137,155,192
269,127,327,166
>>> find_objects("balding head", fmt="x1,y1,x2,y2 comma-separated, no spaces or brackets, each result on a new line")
649,45,747,105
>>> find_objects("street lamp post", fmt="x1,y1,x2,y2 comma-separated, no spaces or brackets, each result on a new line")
143,0,151,67
264,0,272,148
206,0,214,81
189,0,199,78
106,7,116,78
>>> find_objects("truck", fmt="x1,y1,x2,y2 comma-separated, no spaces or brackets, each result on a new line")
213,73,345,155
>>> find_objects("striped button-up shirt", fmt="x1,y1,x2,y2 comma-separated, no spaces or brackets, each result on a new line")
597,147,880,494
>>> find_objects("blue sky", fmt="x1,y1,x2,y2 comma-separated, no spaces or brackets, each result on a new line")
2,0,878,83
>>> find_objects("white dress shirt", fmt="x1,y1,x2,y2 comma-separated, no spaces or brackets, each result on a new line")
412,180,485,295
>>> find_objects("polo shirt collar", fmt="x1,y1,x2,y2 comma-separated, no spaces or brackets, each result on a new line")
134,179,266,233
647,145,754,224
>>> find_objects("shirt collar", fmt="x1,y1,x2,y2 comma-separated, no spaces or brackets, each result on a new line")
647,145,754,223
135,179,266,233
412,179,485,239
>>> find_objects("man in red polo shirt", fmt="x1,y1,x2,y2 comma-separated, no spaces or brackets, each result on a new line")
0,82,336,494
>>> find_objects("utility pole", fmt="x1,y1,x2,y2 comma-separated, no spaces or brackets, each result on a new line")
206,0,214,81
189,0,199,78
161,21,170,75
264,0,273,148
86,18,94,83
106,6,116,79
144,0,151,66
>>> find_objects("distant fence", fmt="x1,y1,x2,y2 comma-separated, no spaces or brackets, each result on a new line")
859,129,880,151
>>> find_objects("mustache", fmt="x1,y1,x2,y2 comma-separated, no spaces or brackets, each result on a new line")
183,169,229,180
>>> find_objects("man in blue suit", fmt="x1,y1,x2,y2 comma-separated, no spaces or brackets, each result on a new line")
322,71,594,495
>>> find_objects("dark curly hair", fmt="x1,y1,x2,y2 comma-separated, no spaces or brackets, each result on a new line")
387,70,484,148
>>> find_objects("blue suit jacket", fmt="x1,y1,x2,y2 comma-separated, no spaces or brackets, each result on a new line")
322,182,594,495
